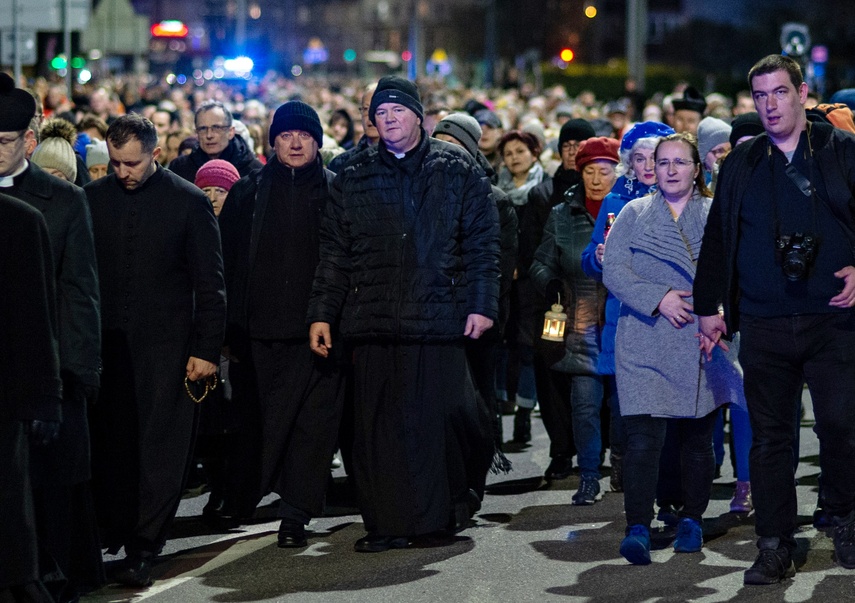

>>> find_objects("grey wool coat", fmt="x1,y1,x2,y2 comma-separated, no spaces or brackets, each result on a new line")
602,190,739,418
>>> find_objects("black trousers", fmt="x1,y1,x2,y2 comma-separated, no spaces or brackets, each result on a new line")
740,312,855,549
351,342,491,537
622,411,718,528
251,339,345,520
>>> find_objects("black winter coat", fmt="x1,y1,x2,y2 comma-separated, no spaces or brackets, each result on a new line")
695,122,855,335
8,164,101,485
0,192,62,590
221,157,334,345
168,135,263,183
308,132,501,341
530,185,606,374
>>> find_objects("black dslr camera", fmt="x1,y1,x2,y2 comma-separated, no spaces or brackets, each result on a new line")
775,233,817,281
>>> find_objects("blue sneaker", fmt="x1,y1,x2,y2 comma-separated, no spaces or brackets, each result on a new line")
674,518,703,553
620,524,651,565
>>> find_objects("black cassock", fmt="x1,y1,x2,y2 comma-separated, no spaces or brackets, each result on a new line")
85,167,225,558
0,192,62,595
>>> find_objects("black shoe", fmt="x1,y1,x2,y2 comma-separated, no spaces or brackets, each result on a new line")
833,515,855,569
354,533,411,553
544,456,573,481
202,496,241,530
113,557,152,588
743,547,795,585
513,407,531,443
277,520,308,548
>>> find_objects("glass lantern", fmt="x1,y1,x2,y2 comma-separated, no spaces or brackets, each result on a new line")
541,295,567,342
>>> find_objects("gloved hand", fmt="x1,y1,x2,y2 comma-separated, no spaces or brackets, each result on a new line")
29,420,61,446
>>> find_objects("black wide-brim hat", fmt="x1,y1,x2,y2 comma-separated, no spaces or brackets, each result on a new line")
0,73,36,132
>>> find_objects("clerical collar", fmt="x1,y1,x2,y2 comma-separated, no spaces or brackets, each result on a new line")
0,159,28,188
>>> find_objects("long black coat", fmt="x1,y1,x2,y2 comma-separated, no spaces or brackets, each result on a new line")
85,167,226,553
0,192,62,589
8,164,101,486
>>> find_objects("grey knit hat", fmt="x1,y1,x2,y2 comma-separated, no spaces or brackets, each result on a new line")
269,100,323,147
368,75,424,124
85,140,109,168
697,116,732,161
434,113,482,158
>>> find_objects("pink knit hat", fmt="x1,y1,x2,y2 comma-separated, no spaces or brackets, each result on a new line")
195,159,240,191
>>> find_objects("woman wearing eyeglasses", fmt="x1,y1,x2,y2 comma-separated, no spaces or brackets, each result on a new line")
602,132,740,565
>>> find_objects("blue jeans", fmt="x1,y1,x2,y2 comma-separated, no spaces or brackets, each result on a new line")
569,374,604,479
740,312,855,549
623,411,718,527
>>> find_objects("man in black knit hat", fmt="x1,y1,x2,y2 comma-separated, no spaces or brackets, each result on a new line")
219,100,345,548
308,75,501,552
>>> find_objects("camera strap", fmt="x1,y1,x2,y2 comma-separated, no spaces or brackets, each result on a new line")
767,131,819,240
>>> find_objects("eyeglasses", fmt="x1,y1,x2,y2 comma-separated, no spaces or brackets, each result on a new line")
278,131,314,142
655,158,695,170
561,141,580,152
195,125,230,135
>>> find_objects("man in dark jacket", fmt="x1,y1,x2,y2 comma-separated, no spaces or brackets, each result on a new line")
168,100,262,183
695,54,855,585
0,72,104,602
220,101,345,549
308,76,500,553
0,191,63,602
86,114,226,586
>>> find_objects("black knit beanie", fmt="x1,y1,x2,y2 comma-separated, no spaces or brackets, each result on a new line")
558,118,596,148
269,100,324,147
368,76,424,125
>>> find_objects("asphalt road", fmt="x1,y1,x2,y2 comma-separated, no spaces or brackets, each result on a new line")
83,391,852,603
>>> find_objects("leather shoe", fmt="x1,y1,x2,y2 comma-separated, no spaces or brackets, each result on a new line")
354,533,410,553
544,455,573,480
202,497,241,530
277,520,308,548
113,557,152,587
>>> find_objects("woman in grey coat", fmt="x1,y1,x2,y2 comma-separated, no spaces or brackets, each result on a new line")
603,132,736,565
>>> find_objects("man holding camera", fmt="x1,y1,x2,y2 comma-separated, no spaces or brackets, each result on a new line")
695,54,855,585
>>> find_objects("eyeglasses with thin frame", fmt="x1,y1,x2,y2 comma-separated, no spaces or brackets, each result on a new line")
195,125,231,135
655,158,695,170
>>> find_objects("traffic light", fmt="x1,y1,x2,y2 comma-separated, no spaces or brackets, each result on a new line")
560,48,575,62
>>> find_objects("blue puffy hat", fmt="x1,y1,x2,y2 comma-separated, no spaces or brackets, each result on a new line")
620,121,675,153
830,89,855,111
74,132,91,162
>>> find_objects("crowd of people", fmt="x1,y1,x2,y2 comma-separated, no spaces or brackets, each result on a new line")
4,52,855,601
